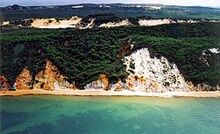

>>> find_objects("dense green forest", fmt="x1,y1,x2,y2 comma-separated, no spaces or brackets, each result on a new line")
1,22,220,89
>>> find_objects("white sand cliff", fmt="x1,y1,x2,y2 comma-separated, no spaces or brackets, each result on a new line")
138,19,175,26
99,19,130,28
123,48,188,92
31,16,82,28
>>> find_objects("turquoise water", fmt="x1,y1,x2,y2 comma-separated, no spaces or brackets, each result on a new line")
0,96,220,134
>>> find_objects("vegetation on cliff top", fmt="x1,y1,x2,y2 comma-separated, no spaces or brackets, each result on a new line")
1,22,220,89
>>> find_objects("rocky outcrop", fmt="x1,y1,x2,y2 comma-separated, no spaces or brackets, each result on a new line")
15,67,32,90
113,80,125,91
1,60,75,91
117,40,134,58
187,82,220,91
99,19,130,28
122,48,189,92
80,18,95,29
99,74,110,90
85,74,110,90
199,48,220,66
33,59,74,90
0,76,10,90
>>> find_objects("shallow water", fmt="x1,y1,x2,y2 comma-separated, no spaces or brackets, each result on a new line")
0,96,220,134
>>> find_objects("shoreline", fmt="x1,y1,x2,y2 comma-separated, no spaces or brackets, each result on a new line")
1,89,220,98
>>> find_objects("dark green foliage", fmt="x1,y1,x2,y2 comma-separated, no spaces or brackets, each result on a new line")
1,22,220,89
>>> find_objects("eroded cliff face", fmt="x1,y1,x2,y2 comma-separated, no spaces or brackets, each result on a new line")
2,59,75,90
33,59,74,90
15,67,32,90
84,74,110,90
122,48,189,92
99,74,110,90
0,76,10,90
84,47,191,92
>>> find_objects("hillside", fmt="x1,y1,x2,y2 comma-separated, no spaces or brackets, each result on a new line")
1,22,220,91
1,4,220,22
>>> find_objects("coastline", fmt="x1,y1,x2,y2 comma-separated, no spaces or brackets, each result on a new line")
1,89,220,98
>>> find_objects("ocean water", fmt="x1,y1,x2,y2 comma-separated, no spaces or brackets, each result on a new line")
0,96,220,134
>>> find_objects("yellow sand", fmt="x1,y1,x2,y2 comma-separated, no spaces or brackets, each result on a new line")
1,89,220,98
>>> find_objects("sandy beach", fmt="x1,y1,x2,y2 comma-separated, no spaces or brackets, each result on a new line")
1,89,220,98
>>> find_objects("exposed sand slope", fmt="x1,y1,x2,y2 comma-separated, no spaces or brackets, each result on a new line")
31,16,82,28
